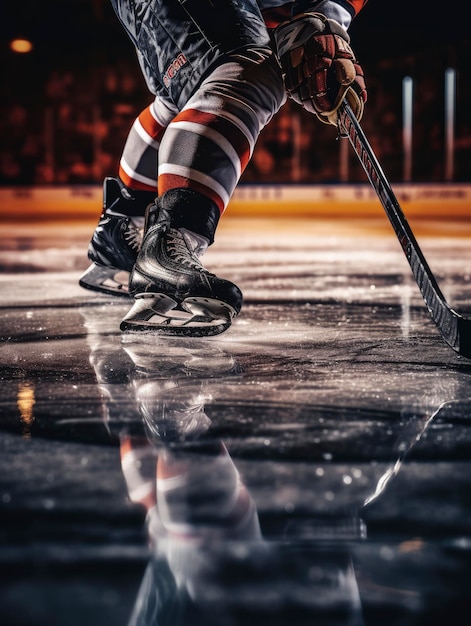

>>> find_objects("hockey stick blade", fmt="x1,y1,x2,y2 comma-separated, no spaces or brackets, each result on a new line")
338,102,471,359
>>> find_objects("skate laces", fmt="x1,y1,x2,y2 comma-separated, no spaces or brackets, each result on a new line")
166,229,205,271
123,223,142,252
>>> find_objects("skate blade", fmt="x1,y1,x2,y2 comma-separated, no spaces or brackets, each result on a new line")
120,293,236,337
79,263,131,297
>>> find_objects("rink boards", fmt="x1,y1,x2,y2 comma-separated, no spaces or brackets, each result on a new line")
0,183,470,221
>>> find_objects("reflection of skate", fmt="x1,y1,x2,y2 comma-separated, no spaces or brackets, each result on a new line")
82,302,240,442
136,379,211,443
122,338,240,377
123,339,240,445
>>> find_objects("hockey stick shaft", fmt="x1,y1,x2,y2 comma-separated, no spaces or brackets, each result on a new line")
338,102,471,358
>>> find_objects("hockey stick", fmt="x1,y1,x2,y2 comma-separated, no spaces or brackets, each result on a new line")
337,102,471,359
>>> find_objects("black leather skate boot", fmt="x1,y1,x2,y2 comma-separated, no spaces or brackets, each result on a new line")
79,177,156,296
120,189,243,336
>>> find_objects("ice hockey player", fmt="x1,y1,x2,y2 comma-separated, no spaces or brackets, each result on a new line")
79,0,368,336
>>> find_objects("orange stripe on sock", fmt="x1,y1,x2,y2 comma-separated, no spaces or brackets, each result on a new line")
119,166,157,192
158,173,225,214
139,105,166,141
120,435,133,459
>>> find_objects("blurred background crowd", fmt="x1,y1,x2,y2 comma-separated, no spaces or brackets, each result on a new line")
1,0,470,187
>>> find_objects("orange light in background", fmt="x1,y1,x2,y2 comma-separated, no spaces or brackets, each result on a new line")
10,38,33,54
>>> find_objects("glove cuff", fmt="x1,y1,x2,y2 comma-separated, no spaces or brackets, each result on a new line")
317,85,364,126
303,12,350,42
292,1,353,29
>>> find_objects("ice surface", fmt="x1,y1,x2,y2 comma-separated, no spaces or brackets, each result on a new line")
1,217,471,625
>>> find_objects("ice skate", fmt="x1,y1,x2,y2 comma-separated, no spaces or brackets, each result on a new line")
79,177,155,297
120,196,243,336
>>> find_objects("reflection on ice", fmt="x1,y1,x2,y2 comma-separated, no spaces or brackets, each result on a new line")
78,311,455,625
98,339,365,625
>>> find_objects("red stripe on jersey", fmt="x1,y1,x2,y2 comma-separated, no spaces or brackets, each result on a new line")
139,105,166,141
158,173,225,214
173,108,252,173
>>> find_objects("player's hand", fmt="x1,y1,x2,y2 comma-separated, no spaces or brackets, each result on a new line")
274,12,367,125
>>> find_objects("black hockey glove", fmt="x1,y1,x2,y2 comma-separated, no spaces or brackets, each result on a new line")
274,12,367,125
